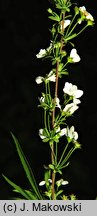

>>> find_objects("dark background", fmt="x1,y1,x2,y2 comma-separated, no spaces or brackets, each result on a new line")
0,0,97,199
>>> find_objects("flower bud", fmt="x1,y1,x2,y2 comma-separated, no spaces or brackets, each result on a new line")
74,6,79,15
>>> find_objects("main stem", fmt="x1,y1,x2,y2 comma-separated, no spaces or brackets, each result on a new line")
51,12,65,200
51,60,59,200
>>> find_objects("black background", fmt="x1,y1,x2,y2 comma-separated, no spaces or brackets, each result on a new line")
0,0,97,199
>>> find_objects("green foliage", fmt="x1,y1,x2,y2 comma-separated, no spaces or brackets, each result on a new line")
3,133,43,200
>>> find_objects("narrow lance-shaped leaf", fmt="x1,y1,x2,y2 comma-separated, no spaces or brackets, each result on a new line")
2,175,31,200
11,133,43,200
13,189,38,200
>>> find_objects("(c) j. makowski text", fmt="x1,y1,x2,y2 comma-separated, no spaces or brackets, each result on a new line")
19,202,82,212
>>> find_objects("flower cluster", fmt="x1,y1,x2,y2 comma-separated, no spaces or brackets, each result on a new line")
39,125,80,147
34,1,94,200
62,82,83,115
37,81,83,115
79,6,94,24
39,178,69,187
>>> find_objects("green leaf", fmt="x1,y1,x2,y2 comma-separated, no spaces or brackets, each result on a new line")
2,175,31,200
49,164,54,170
65,34,77,41
11,133,43,200
56,190,63,198
13,189,37,200
48,16,60,22
42,138,50,143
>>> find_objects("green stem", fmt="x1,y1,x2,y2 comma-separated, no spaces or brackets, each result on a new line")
44,109,47,130
65,14,77,36
51,60,59,200
55,142,58,165
75,24,88,37
62,61,69,69
67,22,78,36
48,81,51,97
45,82,48,95
48,114,51,132
55,115,66,128
60,147,76,167
57,142,69,167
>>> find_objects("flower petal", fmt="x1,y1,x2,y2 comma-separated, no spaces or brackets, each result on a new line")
70,48,81,62
35,76,43,84
36,49,46,58
61,180,69,185
39,129,46,139
39,181,46,186
60,128,67,137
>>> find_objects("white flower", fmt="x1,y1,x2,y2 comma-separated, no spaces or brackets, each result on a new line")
70,48,81,62
86,13,94,22
79,6,87,13
48,179,52,183
47,71,56,82
35,76,44,84
39,181,46,186
36,49,46,58
56,98,61,109
79,6,94,21
63,82,83,99
59,128,67,136
39,129,46,139
55,127,61,133
39,96,45,103
73,98,81,104
64,126,78,141
55,127,69,138
39,179,52,186
61,19,71,30
35,71,56,84
55,127,67,137
56,179,69,187
46,42,52,52
63,103,79,114
61,180,69,185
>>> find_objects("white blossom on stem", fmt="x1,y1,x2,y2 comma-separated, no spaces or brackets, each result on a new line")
39,129,46,140
63,126,78,141
56,98,61,109
79,6,94,22
63,82,83,99
39,181,46,186
36,49,47,58
61,19,71,30
36,42,52,58
46,42,52,52
35,71,56,84
35,76,44,84
69,48,81,63
39,96,45,103
39,179,52,186
63,103,79,114
56,179,69,187
47,71,56,82
59,128,68,137
65,104,78,114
